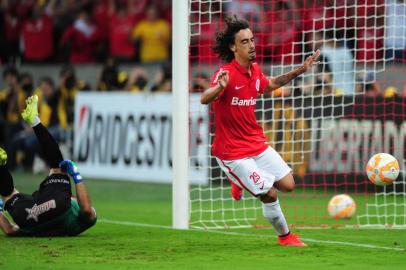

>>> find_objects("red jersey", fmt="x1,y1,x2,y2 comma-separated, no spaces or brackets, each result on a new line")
109,14,137,58
209,59,270,160
21,16,54,61
60,24,103,63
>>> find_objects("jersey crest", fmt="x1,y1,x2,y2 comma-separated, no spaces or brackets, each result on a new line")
25,200,56,222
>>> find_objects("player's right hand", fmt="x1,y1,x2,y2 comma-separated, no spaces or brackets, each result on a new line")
217,70,229,89
59,160,83,184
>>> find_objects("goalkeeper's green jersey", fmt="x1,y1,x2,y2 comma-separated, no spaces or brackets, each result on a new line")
18,199,96,236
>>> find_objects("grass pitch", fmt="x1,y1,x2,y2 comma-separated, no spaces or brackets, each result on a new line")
0,172,405,270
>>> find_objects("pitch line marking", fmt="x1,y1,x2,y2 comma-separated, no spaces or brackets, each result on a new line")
98,219,405,251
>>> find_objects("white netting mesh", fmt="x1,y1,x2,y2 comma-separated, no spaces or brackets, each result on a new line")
188,0,406,229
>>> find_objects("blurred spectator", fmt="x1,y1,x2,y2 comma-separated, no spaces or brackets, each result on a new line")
21,3,54,62
12,76,67,171
192,73,210,92
58,65,90,127
0,67,26,123
97,58,128,91
301,0,356,50
148,0,171,22
225,0,261,30
131,5,170,63
2,2,22,63
92,0,111,41
314,30,355,95
0,5,7,63
301,0,325,33
383,86,399,98
355,0,385,62
125,67,149,92
311,57,334,96
327,0,356,47
190,15,220,63
36,77,66,129
355,72,381,97
19,72,34,96
108,0,138,61
0,66,26,169
313,72,334,96
356,17,384,63
263,0,302,64
385,0,406,62
50,0,89,60
151,62,171,92
60,6,104,63
292,77,307,96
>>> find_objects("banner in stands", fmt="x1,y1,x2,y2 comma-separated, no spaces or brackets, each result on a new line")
74,92,209,184
307,96,406,174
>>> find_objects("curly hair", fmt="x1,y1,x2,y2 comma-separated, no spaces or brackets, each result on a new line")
213,15,250,63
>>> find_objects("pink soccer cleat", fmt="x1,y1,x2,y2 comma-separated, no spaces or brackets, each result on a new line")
278,233,307,247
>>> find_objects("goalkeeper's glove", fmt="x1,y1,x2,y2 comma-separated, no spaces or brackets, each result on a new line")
59,160,83,184
0,199,4,212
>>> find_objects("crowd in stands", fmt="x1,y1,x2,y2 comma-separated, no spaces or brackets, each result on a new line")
0,0,171,64
1,0,406,65
191,0,406,64
1,0,406,172
0,61,174,172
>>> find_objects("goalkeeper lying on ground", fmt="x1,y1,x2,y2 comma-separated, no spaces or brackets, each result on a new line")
0,95,96,236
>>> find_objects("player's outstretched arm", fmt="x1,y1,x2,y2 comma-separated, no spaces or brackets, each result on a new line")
267,50,321,91
0,200,19,236
59,160,96,222
0,214,20,236
200,70,229,104
74,183,96,222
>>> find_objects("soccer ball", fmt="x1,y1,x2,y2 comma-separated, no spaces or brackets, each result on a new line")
366,153,400,186
327,194,356,219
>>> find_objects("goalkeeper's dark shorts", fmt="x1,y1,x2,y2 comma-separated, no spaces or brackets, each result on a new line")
4,174,72,229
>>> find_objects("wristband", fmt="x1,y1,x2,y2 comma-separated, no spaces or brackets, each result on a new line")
72,173,83,184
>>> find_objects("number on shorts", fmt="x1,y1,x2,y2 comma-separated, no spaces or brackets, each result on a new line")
249,172,261,183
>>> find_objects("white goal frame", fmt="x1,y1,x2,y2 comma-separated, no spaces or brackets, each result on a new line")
172,0,190,229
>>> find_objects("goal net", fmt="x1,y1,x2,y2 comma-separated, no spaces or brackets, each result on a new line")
187,0,406,229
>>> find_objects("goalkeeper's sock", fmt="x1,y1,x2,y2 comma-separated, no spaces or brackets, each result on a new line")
262,199,290,236
33,123,63,168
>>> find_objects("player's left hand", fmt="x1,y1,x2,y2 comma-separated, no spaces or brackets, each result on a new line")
303,50,321,71
59,160,83,184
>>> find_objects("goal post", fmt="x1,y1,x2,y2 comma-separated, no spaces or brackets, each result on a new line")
172,0,189,229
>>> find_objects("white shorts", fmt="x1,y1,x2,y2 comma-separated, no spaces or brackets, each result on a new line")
216,147,292,196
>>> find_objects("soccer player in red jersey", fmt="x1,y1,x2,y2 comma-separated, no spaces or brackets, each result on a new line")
200,15,320,247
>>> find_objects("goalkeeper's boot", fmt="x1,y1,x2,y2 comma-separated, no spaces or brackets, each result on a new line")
21,95,39,126
0,147,7,166
230,180,243,201
278,233,307,247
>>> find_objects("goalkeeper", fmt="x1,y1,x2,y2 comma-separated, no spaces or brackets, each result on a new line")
0,95,96,236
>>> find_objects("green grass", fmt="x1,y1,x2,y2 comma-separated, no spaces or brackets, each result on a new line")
1,172,405,270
